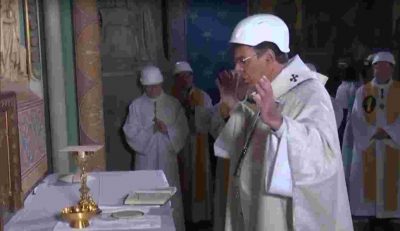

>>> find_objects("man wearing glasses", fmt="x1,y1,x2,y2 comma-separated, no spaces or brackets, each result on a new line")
214,14,353,231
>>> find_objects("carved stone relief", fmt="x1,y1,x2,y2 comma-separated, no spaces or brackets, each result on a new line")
99,0,166,74
0,0,28,82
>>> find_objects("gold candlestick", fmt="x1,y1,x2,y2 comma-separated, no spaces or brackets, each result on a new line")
59,145,103,229
75,150,100,213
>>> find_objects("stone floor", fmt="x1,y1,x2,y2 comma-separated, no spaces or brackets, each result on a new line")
353,219,400,231
185,221,213,231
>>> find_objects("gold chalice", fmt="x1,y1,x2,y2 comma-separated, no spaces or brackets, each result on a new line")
60,206,98,229
59,145,103,229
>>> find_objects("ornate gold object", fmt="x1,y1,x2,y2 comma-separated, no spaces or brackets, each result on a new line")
60,206,98,229
59,145,103,229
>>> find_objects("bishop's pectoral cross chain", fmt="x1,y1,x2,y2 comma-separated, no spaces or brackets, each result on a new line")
233,109,261,177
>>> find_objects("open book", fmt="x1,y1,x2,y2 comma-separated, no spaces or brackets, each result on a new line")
124,187,177,206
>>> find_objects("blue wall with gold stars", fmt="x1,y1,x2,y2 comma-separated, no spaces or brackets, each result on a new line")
187,0,248,103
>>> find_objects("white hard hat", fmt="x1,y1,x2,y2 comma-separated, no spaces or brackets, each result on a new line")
305,63,317,72
229,14,290,53
364,53,375,65
372,51,395,65
173,61,193,75
366,54,375,62
140,65,163,85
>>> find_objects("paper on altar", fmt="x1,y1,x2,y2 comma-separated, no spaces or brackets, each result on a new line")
99,205,160,214
53,215,162,230
124,187,176,206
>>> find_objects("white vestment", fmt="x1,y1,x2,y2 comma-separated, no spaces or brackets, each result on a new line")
336,81,362,116
122,92,189,231
349,78,400,218
335,81,362,185
214,55,353,231
331,96,343,128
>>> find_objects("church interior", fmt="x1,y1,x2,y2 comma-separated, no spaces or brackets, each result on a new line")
1,0,400,230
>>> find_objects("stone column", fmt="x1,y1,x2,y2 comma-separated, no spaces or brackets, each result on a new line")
168,0,187,63
73,0,106,171
43,0,70,174
60,0,80,173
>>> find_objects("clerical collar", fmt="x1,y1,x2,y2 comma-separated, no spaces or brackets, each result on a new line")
146,91,165,102
271,55,313,99
372,77,392,86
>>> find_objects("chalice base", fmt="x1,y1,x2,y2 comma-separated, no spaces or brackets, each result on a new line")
70,219,89,229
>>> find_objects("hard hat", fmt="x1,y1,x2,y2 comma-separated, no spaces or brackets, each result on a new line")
305,63,317,72
229,14,290,53
364,53,375,66
372,51,395,65
173,61,193,75
140,65,163,85
366,54,375,62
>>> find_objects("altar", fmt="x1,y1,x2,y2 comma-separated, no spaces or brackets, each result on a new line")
4,170,176,231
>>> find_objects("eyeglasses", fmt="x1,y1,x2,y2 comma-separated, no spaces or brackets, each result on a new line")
235,54,257,66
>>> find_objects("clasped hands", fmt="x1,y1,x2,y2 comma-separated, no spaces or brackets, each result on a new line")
371,128,391,140
154,118,168,134
216,70,282,130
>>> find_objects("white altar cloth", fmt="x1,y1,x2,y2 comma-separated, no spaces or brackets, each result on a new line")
4,170,176,231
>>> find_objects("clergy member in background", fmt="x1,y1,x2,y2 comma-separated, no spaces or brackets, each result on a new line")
171,61,213,225
335,60,364,147
123,65,188,231
349,51,400,231
339,54,374,188
214,14,353,230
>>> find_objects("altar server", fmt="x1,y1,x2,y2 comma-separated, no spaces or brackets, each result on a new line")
123,65,188,231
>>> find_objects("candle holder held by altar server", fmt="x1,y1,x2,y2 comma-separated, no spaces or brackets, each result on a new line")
58,145,103,229
153,101,158,133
